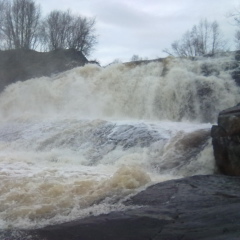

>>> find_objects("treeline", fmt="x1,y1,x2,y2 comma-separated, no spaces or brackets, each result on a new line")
0,0,97,56
131,17,238,61
163,15,240,58
163,19,227,57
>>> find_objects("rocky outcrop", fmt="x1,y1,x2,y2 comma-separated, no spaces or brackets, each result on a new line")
0,48,88,91
4,175,238,240
211,104,240,175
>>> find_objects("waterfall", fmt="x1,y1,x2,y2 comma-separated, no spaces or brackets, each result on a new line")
0,54,238,230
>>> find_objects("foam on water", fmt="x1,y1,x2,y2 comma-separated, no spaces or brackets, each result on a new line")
0,55,238,230
0,119,213,229
0,54,239,122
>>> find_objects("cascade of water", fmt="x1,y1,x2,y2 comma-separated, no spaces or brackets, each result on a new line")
0,55,238,230
0,55,238,123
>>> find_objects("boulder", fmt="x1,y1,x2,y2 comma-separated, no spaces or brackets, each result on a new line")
211,104,240,175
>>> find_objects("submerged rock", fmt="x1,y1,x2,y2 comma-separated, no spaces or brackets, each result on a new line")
15,175,240,240
211,104,240,175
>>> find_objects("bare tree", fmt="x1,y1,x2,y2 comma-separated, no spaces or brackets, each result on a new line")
130,54,142,61
0,0,41,50
164,19,227,57
41,10,72,50
0,1,98,55
235,30,240,50
42,10,97,56
67,16,97,56
0,0,5,48
0,1,4,26
229,10,240,50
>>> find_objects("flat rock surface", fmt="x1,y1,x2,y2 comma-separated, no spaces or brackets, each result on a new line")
26,175,240,240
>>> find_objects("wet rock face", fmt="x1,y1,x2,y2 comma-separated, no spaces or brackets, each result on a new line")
211,104,240,175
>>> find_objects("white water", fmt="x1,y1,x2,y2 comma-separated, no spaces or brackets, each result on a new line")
0,55,239,231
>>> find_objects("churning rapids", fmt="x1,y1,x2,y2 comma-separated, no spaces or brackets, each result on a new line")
0,54,239,236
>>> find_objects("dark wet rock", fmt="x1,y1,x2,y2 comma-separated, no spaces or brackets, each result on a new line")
201,63,220,77
0,48,88,91
35,120,168,164
196,51,240,87
152,129,211,175
231,70,240,86
232,51,240,86
211,104,240,175
18,175,240,240
104,123,164,150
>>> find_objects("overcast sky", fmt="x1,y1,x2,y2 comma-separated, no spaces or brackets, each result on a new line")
40,0,240,65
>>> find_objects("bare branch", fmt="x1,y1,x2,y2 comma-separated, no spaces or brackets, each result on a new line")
42,10,97,56
164,19,227,57
0,0,41,50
